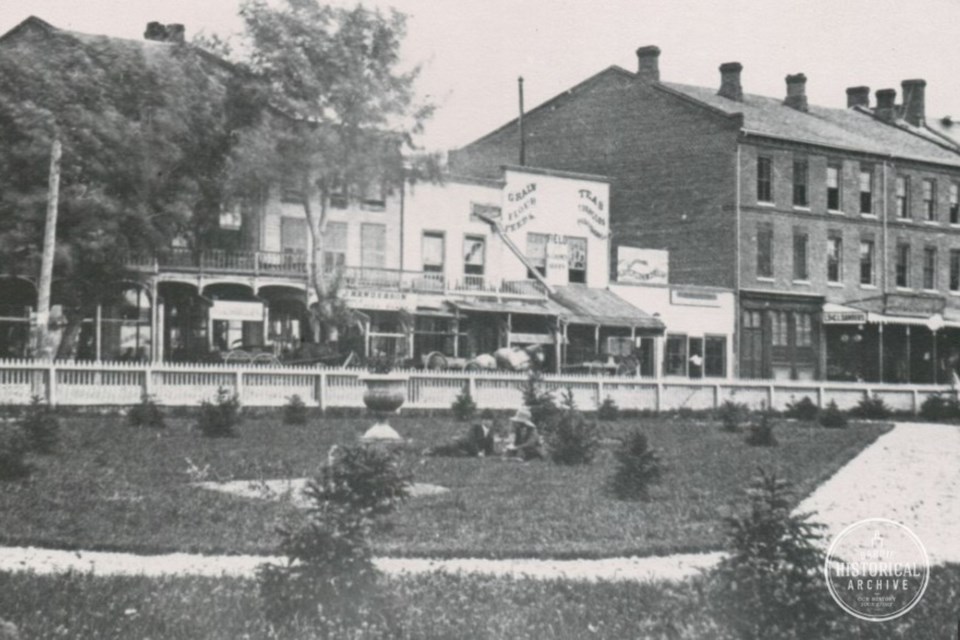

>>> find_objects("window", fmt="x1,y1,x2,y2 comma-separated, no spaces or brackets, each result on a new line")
756,224,773,278
923,246,937,289
704,336,727,378
795,313,813,347
566,236,587,283
757,156,773,203
360,223,386,268
896,243,910,288
329,180,347,209
526,233,548,277
896,176,909,218
950,184,959,224
923,179,936,221
951,250,960,292
827,164,842,211
859,239,875,286
281,217,308,253
219,205,242,230
859,166,873,214
792,159,808,207
771,311,789,346
827,234,843,283
793,229,808,280
281,174,304,203
323,222,347,271
463,235,485,285
422,232,445,273
664,334,688,376
360,181,386,211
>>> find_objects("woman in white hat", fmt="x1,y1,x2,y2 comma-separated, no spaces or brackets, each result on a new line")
507,407,543,461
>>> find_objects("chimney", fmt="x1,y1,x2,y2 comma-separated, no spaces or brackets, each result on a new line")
901,79,926,127
636,45,661,83
784,73,808,112
165,23,185,44
875,89,897,122
846,86,870,109
718,62,743,101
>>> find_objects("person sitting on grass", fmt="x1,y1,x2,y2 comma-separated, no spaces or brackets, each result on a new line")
426,418,495,457
505,407,544,461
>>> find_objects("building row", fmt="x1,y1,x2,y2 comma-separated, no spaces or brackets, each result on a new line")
1,18,958,383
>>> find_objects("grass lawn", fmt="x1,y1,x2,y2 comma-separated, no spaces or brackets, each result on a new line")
0,564,956,639
0,412,890,558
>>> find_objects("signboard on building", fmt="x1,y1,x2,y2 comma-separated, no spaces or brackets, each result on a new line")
210,300,264,322
617,247,668,285
344,289,414,311
823,309,868,324
670,289,720,307
502,177,538,234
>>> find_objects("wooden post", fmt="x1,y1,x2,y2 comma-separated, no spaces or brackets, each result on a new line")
35,139,62,359
47,364,57,406
316,372,326,413
236,369,244,403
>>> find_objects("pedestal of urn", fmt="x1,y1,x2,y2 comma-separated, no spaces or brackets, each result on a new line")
359,373,407,443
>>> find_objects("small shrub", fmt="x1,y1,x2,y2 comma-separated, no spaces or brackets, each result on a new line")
546,389,600,465
282,394,308,425
366,353,395,374
196,387,242,438
850,394,891,420
596,395,620,421
608,429,663,500
521,370,559,433
707,469,835,639
18,396,60,454
919,393,960,422
0,423,30,480
818,400,848,429
784,396,818,422
451,384,477,422
745,412,778,447
128,394,165,429
307,444,412,518
717,400,747,433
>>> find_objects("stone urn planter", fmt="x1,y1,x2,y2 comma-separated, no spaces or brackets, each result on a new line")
359,372,408,443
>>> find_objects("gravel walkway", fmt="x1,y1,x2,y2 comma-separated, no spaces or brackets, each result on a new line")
1,421,956,582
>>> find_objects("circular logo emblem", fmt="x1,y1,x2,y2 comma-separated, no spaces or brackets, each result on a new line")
824,518,930,622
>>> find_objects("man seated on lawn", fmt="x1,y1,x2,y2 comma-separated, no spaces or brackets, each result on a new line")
506,407,543,461
426,418,496,457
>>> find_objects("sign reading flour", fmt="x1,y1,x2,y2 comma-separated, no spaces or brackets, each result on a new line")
824,518,929,622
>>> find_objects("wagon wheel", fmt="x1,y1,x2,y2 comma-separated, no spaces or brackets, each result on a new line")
425,351,448,370
464,360,483,372
252,352,282,366
616,355,640,377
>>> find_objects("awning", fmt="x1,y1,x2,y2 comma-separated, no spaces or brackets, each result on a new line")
825,295,960,329
449,297,569,317
551,285,665,331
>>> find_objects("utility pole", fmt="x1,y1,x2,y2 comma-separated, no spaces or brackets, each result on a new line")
35,138,61,360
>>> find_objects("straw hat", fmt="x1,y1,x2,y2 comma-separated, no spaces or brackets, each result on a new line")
510,407,536,428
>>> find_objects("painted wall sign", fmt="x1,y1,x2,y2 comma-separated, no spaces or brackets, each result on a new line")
502,181,538,233
617,247,669,285
577,189,608,239
344,289,413,311
823,311,868,324
210,300,265,322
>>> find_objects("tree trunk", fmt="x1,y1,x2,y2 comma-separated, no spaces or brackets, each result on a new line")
55,310,84,361
34,138,62,359
301,175,339,343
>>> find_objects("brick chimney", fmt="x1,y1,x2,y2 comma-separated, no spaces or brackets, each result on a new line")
636,46,661,83
784,73,808,112
875,89,898,122
718,62,743,101
144,22,186,43
846,86,870,109
901,79,926,127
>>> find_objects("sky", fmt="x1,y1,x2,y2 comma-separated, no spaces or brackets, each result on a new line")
2,0,960,152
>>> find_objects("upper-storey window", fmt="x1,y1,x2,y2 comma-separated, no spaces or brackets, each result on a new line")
827,234,843,283
896,243,910,288
422,231,445,274
859,239,875,286
923,246,938,290
361,223,386,268
361,181,386,211
323,222,347,271
896,175,909,218
923,179,936,221
950,183,959,224
526,232,548,278
756,224,773,278
951,250,960,292
792,159,808,207
757,156,773,203
793,229,808,281
827,164,842,211
566,236,587,283
859,166,873,214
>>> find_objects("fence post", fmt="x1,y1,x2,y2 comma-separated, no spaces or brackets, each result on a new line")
596,378,604,409
47,364,57,406
714,384,721,410
817,386,824,409
468,375,477,401
911,389,919,415
767,384,775,411
236,369,244,403
143,364,153,399
655,381,663,413
315,372,326,413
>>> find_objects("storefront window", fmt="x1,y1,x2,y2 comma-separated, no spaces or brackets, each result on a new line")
704,336,726,378
664,334,687,376
771,311,789,347
566,236,587,283
795,313,813,347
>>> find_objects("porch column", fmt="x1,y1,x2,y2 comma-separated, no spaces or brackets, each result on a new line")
878,322,884,383
905,325,911,383
94,304,102,361
594,324,600,357
932,328,939,384
554,319,562,374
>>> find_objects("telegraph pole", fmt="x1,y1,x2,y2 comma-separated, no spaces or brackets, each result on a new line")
35,138,61,360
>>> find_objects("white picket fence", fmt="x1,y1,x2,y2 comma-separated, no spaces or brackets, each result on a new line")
0,359,955,414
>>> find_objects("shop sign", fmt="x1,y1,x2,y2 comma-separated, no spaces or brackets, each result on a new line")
344,289,413,311
502,180,538,234
670,289,720,307
509,332,555,345
546,235,569,276
884,294,944,317
577,189,608,239
617,247,668,285
210,300,264,322
823,310,868,324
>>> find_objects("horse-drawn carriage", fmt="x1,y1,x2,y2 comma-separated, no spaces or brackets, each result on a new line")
421,344,545,372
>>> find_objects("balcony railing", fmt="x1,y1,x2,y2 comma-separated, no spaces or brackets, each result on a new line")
129,250,546,299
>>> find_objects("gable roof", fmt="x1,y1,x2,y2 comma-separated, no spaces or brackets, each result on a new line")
659,82,960,168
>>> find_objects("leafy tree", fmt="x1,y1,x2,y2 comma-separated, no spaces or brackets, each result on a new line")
225,0,436,343
0,21,248,357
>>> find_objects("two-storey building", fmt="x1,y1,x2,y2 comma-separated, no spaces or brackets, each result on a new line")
451,47,960,383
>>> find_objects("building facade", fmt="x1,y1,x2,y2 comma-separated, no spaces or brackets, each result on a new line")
451,48,960,382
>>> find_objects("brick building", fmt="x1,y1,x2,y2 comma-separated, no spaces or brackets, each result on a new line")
450,47,960,383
